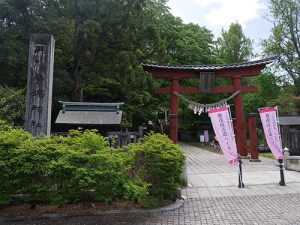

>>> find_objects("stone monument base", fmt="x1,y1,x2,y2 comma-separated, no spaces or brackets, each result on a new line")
285,156,300,172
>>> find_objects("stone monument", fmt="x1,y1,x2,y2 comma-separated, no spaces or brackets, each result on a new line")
25,34,55,136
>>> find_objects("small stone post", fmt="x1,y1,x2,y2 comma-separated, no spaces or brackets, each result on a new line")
283,147,290,169
25,34,55,136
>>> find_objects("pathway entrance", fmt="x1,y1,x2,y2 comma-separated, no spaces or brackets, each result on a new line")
181,143,300,199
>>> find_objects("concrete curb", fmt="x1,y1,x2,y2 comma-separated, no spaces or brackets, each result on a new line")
0,199,184,224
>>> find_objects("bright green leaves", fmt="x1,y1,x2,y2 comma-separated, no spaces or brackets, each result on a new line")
128,132,186,202
214,22,253,64
0,124,185,208
263,0,300,96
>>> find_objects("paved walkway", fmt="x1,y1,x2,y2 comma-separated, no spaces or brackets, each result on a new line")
182,143,300,199
8,144,300,225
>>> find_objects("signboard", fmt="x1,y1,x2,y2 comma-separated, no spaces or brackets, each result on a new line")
208,106,238,164
259,107,283,160
200,135,204,143
200,72,215,93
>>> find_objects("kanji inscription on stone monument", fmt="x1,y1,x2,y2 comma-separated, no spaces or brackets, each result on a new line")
25,34,55,136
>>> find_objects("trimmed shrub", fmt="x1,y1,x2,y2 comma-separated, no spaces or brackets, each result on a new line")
0,122,185,209
0,122,34,205
128,132,186,205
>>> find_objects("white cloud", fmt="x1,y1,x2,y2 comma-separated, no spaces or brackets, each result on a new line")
194,0,266,29
168,7,189,23
195,0,219,7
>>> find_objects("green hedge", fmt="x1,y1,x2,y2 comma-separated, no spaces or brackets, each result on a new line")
128,133,186,206
0,121,185,208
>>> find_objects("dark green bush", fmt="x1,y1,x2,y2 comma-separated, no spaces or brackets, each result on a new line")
0,86,25,126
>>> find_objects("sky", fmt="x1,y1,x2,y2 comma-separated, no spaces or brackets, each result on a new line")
166,0,273,55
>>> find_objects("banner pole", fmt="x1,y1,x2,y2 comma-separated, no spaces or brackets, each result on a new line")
278,159,286,186
275,106,285,186
228,103,245,188
275,106,286,186
238,158,245,188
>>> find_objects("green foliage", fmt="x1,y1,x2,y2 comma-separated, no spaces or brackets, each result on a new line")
263,0,300,95
0,125,132,205
0,0,219,128
123,178,150,203
129,133,185,202
214,22,253,63
268,87,299,115
0,124,185,208
243,70,281,114
0,86,25,126
0,123,34,205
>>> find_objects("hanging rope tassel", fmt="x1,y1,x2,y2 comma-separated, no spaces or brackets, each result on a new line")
174,91,241,114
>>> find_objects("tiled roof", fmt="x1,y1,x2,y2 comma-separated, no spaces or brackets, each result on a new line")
55,111,122,125
59,101,124,112
279,116,300,125
55,101,124,125
142,56,277,71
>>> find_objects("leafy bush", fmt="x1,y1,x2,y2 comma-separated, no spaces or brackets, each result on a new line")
128,132,186,205
53,130,133,203
0,122,34,203
123,178,150,203
0,86,25,126
0,122,185,209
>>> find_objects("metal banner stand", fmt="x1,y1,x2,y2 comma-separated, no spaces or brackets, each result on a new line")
238,158,245,188
278,159,286,186
276,106,286,186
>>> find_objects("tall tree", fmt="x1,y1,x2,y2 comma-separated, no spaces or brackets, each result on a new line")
263,0,300,95
0,0,216,127
214,22,253,64
243,70,281,114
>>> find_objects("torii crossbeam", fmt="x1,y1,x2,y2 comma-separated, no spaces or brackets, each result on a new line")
143,57,276,157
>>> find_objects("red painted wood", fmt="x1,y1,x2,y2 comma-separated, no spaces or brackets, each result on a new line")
155,86,171,94
233,77,248,156
155,85,257,94
177,86,235,94
170,79,179,143
213,86,234,93
248,114,259,160
241,86,258,93
178,86,199,94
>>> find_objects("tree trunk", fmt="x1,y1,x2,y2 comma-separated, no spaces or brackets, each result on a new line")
71,0,84,102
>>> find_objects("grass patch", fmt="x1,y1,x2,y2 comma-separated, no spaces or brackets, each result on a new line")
260,152,275,159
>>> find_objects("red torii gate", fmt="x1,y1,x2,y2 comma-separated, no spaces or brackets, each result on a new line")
143,57,275,157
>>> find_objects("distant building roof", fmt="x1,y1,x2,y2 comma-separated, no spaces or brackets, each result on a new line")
279,116,300,125
55,102,124,125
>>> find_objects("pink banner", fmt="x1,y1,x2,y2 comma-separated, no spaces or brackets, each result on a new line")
259,107,283,160
208,107,238,164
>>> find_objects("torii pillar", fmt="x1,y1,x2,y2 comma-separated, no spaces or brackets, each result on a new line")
170,78,179,142
233,76,248,156
143,57,276,157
